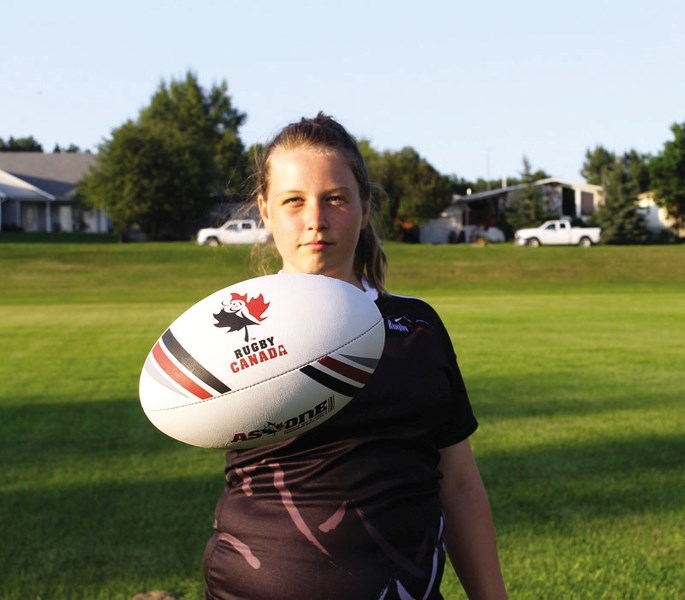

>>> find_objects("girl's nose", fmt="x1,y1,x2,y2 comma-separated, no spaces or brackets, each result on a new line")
305,200,328,230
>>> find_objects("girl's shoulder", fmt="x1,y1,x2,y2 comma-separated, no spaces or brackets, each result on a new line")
375,292,449,338
376,291,441,319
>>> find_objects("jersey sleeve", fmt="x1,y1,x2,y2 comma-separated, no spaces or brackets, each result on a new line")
427,303,479,448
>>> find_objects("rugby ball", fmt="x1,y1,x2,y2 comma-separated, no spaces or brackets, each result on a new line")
139,273,385,449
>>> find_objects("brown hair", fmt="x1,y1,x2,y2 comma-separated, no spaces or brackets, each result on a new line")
254,112,387,293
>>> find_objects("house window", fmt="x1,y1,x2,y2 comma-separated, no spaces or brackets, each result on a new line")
581,191,595,215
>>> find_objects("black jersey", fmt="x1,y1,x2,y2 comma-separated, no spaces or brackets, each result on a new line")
204,291,478,600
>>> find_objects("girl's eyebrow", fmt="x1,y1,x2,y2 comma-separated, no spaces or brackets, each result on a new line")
276,186,353,197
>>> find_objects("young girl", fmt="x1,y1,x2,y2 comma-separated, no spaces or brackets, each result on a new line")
203,113,507,599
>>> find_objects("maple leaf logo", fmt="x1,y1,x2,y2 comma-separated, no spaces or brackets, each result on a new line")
213,292,270,341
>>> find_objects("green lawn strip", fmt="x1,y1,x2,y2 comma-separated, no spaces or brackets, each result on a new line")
2,242,684,303
0,243,256,305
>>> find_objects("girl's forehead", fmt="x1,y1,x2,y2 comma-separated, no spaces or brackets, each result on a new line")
262,147,361,197
267,148,351,177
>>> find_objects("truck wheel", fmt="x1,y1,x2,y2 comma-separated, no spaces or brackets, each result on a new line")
207,237,220,247
527,238,541,247
578,237,592,247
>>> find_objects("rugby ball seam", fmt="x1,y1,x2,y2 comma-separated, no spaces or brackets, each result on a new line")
144,317,384,412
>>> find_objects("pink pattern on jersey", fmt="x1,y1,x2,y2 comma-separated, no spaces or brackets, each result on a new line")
235,465,258,496
217,532,261,570
269,462,332,559
318,501,348,533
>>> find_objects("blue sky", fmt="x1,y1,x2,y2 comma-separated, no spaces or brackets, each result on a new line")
3,0,684,182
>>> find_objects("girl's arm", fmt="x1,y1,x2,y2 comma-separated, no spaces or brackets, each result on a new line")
438,439,507,599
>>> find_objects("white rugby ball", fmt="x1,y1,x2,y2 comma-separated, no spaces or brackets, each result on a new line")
139,273,385,449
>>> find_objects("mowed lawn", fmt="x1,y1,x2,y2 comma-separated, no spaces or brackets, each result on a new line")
0,241,683,599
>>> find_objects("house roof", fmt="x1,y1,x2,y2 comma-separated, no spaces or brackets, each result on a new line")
534,177,603,193
451,177,603,205
0,170,55,202
0,152,97,200
452,186,518,204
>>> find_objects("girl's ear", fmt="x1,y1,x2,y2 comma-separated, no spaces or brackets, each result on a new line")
360,196,371,230
258,195,270,230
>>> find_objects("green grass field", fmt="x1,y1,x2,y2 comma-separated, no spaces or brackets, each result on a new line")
1,241,683,599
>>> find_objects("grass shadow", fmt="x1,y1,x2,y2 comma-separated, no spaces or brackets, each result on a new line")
477,433,685,533
1,476,219,598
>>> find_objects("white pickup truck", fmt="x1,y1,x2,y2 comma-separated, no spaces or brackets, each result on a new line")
514,220,601,247
196,219,270,246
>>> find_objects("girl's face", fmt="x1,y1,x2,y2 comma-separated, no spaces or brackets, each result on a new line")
258,148,369,287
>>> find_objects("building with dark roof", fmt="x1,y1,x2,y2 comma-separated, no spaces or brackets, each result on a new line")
419,178,604,243
0,152,110,233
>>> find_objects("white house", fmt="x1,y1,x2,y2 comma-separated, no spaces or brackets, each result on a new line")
419,178,604,243
637,191,685,238
0,152,110,233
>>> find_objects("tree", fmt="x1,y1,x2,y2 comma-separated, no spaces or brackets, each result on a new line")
592,154,650,244
622,149,651,193
469,167,550,193
358,140,394,238
650,121,685,235
505,157,556,232
581,145,615,185
53,144,82,153
360,142,455,240
140,72,248,195
80,71,247,240
80,121,213,239
0,136,43,152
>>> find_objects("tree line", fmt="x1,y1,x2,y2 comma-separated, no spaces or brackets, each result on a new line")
0,136,85,154
4,71,684,242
